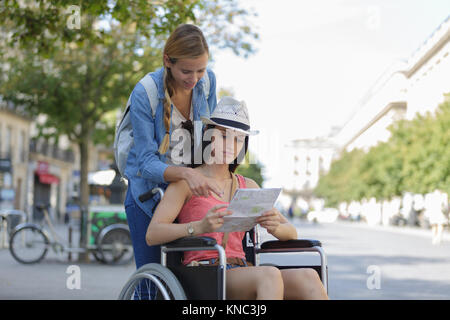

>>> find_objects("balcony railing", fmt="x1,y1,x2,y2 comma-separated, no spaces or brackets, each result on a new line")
29,139,75,163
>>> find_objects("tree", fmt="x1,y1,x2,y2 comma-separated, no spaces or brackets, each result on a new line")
218,87,236,99
396,97,450,195
315,94,450,206
0,0,259,58
0,0,259,259
314,149,365,207
235,153,264,187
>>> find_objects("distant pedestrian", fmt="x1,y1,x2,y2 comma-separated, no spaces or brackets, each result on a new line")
288,204,294,219
424,190,448,245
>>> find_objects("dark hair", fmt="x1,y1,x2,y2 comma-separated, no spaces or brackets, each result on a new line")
184,123,249,172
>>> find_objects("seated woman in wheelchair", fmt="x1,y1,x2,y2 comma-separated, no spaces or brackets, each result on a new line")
146,97,328,300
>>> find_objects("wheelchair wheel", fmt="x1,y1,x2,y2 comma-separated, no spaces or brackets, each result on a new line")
9,225,49,264
118,263,186,300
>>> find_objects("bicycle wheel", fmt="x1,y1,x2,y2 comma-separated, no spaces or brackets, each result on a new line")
9,225,49,264
97,226,133,265
118,263,186,300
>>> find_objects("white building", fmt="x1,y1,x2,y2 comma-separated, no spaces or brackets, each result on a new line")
334,16,450,152
282,128,339,212
288,137,337,192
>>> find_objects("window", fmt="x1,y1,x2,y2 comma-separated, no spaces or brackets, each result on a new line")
306,156,311,175
319,156,324,174
19,130,26,162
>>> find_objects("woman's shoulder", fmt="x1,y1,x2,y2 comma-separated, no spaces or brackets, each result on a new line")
167,178,191,195
206,67,216,78
130,79,152,107
131,67,164,98
166,178,194,205
204,68,216,90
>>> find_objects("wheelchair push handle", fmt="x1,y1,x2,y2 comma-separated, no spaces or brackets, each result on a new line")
139,187,164,203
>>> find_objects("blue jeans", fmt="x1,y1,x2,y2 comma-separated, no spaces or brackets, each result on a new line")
124,187,161,299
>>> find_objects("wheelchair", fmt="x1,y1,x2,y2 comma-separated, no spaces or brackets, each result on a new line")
118,188,328,300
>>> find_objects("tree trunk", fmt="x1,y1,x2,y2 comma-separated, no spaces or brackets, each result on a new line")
78,133,91,262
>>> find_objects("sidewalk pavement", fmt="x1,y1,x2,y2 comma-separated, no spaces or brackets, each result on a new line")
0,221,135,300
1,217,448,299
333,219,450,243
288,216,450,244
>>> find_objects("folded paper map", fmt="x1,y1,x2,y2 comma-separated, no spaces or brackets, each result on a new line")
216,188,282,232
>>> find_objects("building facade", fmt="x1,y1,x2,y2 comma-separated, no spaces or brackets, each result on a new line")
334,16,450,152
288,137,337,193
0,103,117,222
283,134,338,213
0,105,31,212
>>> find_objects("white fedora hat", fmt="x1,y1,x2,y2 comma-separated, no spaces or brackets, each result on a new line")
200,96,259,135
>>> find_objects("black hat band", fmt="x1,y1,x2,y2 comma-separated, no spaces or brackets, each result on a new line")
210,117,250,131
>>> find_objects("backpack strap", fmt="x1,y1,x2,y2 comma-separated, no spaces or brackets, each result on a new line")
139,73,159,118
203,70,210,99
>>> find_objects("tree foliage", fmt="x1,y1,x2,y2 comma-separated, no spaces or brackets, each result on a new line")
0,0,259,150
0,0,258,58
235,154,264,187
0,0,259,252
315,96,450,207
315,148,365,206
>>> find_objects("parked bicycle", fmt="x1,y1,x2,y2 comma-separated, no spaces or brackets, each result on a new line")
9,204,133,265
0,210,26,248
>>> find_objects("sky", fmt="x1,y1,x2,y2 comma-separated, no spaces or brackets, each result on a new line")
210,0,450,187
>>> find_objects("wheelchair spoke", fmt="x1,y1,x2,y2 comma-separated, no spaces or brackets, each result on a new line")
118,263,186,300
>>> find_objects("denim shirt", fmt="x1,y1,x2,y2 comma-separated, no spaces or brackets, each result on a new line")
124,67,217,217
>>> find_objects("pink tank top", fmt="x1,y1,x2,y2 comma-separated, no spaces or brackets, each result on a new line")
177,174,247,265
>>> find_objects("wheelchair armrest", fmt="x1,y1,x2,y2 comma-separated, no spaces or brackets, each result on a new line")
163,236,217,249
260,239,322,250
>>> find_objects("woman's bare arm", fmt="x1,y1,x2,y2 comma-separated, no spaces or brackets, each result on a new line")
145,180,194,246
163,166,223,198
146,179,232,246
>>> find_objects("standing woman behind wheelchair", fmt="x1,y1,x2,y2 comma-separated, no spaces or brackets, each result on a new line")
124,24,224,286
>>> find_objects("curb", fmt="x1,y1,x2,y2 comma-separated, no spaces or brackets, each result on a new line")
332,220,450,242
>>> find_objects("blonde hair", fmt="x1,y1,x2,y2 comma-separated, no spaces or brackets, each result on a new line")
159,24,209,154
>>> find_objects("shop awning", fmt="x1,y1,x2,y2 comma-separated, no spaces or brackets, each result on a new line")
37,172,60,184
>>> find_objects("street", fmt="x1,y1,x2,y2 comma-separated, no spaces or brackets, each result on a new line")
288,220,450,299
0,223,135,300
1,220,450,300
